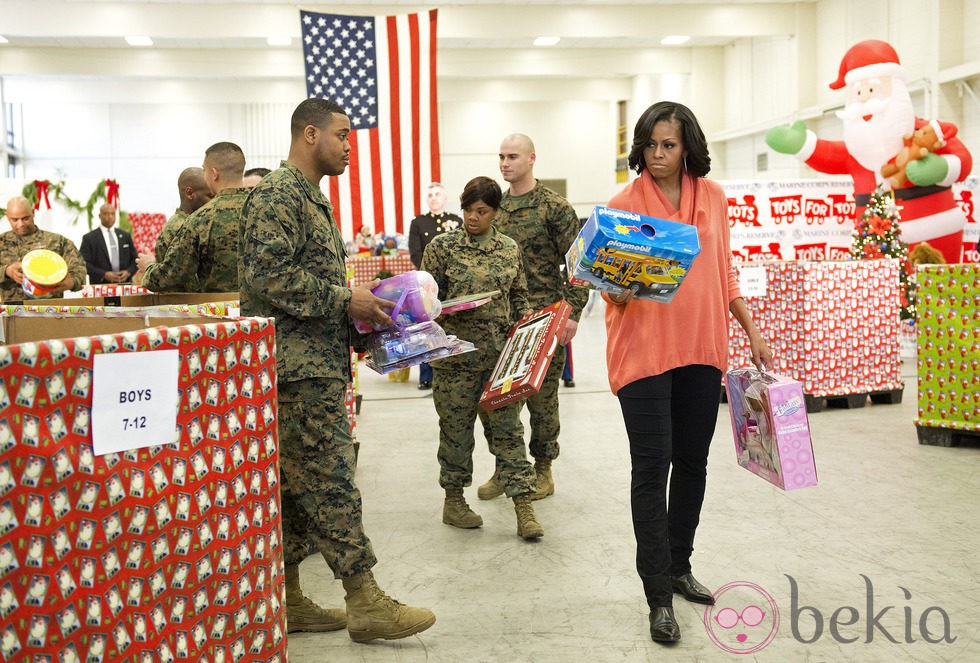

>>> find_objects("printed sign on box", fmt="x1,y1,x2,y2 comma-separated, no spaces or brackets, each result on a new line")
565,206,701,303
725,369,818,491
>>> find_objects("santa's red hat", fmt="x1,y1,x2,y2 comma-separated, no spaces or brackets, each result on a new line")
829,40,904,90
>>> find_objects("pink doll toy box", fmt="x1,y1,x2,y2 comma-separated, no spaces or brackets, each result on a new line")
725,369,818,491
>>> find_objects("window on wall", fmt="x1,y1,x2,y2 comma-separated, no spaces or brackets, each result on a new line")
2,102,24,178
616,100,629,184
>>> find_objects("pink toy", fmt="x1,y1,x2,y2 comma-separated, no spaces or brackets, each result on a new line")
725,369,817,491
352,270,442,333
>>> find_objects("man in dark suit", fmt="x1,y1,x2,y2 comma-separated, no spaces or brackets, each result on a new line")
80,203,139,284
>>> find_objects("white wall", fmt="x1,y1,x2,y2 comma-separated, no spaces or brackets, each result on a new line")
3,0,978,240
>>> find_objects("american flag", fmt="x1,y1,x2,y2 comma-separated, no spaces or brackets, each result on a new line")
300,9,441,239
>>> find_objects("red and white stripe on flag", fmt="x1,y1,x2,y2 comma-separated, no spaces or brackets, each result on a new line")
301,9,441,241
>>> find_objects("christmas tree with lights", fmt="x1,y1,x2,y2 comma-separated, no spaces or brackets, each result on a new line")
850,185,915,320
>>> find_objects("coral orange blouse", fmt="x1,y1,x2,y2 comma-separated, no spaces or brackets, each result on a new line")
604,171,741,395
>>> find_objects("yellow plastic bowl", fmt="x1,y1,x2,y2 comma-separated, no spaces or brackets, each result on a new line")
22,249,68,286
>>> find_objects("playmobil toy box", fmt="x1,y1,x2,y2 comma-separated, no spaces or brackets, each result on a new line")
724,369,818,491
479,301,570,411
565,206,701,303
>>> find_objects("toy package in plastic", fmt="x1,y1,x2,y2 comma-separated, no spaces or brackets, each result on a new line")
565,205,701,303
724,368,817,491
364,320,476,374
352,270,442,333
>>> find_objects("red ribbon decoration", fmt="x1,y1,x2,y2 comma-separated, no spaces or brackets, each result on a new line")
106,178,120,209
33,179,51,210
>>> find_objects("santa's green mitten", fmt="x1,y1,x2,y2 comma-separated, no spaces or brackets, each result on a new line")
906,153,948,187
765,120,807,155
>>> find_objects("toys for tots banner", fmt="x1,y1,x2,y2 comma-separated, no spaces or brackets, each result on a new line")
721,177,978,263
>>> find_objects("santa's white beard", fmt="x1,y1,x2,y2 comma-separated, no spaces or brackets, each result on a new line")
838,88,916,174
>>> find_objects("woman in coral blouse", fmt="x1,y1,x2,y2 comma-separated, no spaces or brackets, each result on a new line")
604,101,773,644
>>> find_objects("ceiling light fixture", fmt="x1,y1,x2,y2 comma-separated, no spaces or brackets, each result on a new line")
660,35,691,46
533,36,561,47
125,35,153,47
266,36,292,47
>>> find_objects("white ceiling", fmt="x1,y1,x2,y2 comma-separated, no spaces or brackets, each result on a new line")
0,0,808,81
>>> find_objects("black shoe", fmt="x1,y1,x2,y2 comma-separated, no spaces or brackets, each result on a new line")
671,573,715,605
418,381,432,390
649,607,681,643
563,380,575,388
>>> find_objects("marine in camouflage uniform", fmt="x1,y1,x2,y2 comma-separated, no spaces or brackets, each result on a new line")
239,160,377,578
483,180,589,465
143,187,247,293
0,228,87,302
155,208,186,262
421,226,536,497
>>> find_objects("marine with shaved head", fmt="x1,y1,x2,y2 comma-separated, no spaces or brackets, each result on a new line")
138,143,247,292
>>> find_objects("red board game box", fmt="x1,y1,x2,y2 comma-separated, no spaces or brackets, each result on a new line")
478,301,571,411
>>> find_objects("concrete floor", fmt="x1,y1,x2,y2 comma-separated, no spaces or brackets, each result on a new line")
286,299,979,662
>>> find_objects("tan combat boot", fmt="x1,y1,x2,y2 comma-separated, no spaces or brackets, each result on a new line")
531,458,554,500
477,470,504,500
342,570,436,642
443,488,483,528
513,494,544,540
285,564,347,633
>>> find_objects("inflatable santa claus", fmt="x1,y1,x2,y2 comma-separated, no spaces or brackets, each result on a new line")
766,39,973,263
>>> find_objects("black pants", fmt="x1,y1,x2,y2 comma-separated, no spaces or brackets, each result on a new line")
618,364,722,609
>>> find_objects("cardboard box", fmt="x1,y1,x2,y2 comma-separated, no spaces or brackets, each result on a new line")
565,205,700,303
0,311,286,661
1,303,238,345
7,292,238,309
479,301,570,411
725,369,818,490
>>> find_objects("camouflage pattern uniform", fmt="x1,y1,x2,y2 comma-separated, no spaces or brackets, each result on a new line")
239,160,376,578
153,209,199,291
483,181,590,462
421,227,536,496
143,188,247,293
155,208,186,262
0,229,86,301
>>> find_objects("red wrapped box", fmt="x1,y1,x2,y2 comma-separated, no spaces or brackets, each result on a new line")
479,302,570,411
0,311,286,662
728,260,903,409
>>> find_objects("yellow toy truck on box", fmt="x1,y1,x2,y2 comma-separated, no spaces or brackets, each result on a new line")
565,206,701,303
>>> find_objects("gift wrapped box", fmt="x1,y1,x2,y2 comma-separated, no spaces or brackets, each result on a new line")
914,264,980,439
0,309,286,662
565,205,700,303
479,301,570,411
725,369,818,491
728,260,903,406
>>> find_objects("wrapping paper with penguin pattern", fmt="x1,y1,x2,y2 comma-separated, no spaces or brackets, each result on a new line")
0,317,286,663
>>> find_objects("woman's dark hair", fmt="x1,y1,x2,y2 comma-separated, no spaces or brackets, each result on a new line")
459,176,502,210
627,101,711,177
